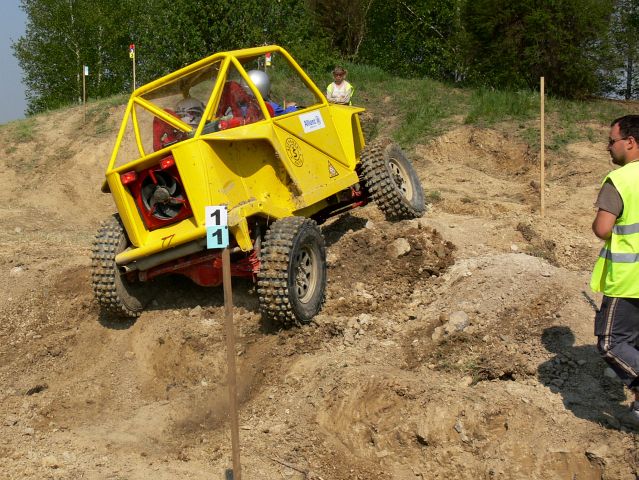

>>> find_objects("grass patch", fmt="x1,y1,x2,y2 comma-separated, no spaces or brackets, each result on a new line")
465,88,539,126
388,78,467,145
11,118,36,143
425,190,442,203
86,105,115,135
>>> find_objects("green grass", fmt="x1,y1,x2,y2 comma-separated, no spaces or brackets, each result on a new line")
10,118,36,143
465,88,539,126
351,74,468,146
425,190,442,203
83,95,128,135
7,61,639,156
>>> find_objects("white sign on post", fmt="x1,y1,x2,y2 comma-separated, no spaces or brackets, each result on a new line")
205,205,229,249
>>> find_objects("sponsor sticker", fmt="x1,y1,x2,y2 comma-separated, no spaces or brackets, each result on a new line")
299,111,325,133
285,138,304,167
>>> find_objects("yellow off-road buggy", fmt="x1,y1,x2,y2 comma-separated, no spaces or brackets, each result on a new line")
92,45,425,325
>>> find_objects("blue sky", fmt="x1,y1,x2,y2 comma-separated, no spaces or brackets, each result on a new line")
0,2,26,124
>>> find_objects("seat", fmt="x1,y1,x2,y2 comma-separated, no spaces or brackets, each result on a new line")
216,81,264,125
152,109,185,151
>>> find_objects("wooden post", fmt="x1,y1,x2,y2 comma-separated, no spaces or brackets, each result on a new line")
82,66,87,123
222,248,241,480
540,77,545,218
130,44,136,92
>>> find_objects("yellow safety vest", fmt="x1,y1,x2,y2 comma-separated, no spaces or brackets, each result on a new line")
591,161,639,297
326,81,354,105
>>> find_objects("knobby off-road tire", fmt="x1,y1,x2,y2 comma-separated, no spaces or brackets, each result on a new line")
360,139,425,220
257,217,327,326
91,214,147,319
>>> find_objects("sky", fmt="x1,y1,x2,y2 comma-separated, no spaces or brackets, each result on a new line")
0,2,26,124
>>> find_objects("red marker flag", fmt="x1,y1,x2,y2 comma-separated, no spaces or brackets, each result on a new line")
129,44,135,59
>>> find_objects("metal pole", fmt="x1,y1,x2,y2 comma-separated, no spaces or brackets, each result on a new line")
222,248,241,480
540,77,545,218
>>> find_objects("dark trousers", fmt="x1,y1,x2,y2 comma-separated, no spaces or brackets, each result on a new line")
596,295,639,389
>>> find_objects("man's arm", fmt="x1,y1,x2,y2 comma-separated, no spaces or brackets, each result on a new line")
592,209,617,240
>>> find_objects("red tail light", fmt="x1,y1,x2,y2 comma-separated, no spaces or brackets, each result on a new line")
120,171,137,185
160,157,175,170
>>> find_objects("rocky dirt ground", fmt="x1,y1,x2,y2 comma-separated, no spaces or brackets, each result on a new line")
0,103,638,479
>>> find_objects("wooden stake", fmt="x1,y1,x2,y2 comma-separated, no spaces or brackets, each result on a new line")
222,248,241,480
82,67,87,123
540,77,545,218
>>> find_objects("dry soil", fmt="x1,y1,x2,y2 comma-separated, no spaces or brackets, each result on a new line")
0,105,637,479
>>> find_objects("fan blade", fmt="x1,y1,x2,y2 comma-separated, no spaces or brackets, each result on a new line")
141,183,156,210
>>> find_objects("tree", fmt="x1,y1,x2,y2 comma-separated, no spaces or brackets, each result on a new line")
127,0,334,85
462,0,614,98
14,0,333,114
13,0,133,114
308,0,374,60
602,0,639,99
352,0,461,79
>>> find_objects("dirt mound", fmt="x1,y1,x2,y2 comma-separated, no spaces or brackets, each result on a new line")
0,112,637,479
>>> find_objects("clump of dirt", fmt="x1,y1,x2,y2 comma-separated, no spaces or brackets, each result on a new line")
516,221,558,265
324,215,455,316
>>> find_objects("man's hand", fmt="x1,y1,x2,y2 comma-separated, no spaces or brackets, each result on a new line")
592,209,617,240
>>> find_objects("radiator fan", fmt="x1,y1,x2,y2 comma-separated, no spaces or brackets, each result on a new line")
140,170,186,220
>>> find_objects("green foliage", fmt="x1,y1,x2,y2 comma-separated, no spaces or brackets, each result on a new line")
462,0,614,99
356,0,461,79
14,0,334,114
13,0,135,115
12,0,635,117
600,0,639,99
465,88,539,126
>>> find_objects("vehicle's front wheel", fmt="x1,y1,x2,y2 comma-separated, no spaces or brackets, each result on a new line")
360,139,425,220
91,214,148,319
257,217,327,326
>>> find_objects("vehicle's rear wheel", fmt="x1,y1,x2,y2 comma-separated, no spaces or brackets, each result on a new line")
91,214,148,319
257,217,327,326
360,139,425,220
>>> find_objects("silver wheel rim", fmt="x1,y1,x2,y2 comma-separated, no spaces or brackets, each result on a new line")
389,157,414,201
294,245,319,304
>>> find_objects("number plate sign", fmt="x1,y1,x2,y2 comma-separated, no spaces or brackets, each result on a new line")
205,205,229,249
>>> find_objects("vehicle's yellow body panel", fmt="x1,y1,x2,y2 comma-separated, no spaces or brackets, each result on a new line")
104,45,365,265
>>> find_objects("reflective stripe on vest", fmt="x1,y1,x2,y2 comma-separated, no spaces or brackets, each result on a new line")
613,223,639,234
590,161,639,297
598,247,639,263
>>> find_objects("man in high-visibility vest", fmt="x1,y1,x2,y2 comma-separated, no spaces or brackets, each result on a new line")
591,114,639,426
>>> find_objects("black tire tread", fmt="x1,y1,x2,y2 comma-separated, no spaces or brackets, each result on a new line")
91,214,143,319
360,138,425,220
257,217,325,326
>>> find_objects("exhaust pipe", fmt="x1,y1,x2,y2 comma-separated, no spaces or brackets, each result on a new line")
119,239,207,273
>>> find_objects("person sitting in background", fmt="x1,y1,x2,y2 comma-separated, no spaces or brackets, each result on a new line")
245,70,297,116
326,66,354,105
